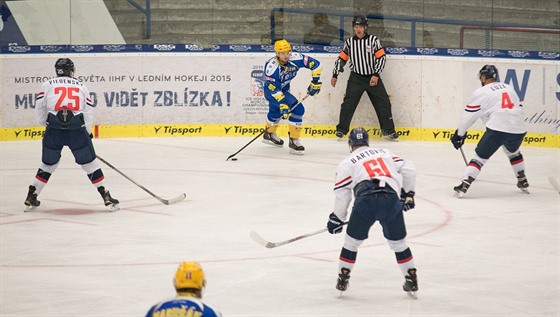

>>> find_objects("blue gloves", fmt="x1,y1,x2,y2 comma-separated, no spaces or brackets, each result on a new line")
451,130,467,149
280,103,289,119
307,81,322,96
401,190,415,212
327,212,344,234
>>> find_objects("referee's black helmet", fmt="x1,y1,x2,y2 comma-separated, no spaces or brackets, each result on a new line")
352,15,368,27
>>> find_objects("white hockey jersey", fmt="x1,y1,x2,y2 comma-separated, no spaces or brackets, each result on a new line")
457,81,526,136
332,146,416,220
35,76,94,133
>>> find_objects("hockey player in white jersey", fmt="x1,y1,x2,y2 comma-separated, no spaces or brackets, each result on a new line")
262,39,322,155
451,65,529,197
326,127,418,296
24,58,119,211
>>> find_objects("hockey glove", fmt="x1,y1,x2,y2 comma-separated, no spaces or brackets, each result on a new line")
280,103,290,119
401,190,415,212
307,81,322,96
450,130,467,150
327,212,344,234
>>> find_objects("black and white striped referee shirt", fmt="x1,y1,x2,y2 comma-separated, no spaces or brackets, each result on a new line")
332,33,387,78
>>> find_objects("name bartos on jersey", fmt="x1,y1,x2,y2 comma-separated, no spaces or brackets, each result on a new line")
350,148,389,164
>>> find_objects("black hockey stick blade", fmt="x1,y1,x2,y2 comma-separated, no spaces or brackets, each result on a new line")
226,130,265,161
96,155,186,205
250,221,347,249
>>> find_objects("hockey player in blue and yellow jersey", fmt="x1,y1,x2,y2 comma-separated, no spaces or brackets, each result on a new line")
145,262,222,317
262,39,322,155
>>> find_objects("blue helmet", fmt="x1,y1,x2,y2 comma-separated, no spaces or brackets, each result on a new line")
479,65,498,79
348,128,369,147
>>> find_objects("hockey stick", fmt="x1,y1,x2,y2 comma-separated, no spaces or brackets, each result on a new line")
548,176,560,194
250,222,348,249
96,155,186,205
459,147,468,166
226,94,310,161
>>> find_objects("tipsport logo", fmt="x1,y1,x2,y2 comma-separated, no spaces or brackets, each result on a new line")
13,129,44,139
432,130,480,141
224,126,264,136
370,128,411,138
153,126,202,136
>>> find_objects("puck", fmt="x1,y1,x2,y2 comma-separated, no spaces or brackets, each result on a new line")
231,158,238,161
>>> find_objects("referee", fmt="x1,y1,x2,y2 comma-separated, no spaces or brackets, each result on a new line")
331,15,398,141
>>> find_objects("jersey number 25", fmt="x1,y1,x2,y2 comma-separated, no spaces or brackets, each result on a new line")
54,87,81,111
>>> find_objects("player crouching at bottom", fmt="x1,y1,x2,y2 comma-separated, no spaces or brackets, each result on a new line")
145,262,222,317
261,39,323,155
24,58,119,212
327,127,418,296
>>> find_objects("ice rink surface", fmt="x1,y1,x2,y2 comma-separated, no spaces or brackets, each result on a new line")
1,136,559,317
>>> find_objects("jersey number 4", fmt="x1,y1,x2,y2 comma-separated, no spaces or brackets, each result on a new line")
363,158,392,178
501,92,514,109
54,87,81,111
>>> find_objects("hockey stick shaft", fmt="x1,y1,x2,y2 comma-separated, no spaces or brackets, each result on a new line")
96,155,186,205
226,130,266,161
459,147,468,166
250,221,348,249
226,94,310,161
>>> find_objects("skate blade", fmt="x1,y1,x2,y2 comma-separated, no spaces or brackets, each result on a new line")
108,204,120,212
406,291,418,299
520,188,530,194
454,191,465,198
289,149,304,155
24,205,37,212
261,139,283,147
383,136,399,142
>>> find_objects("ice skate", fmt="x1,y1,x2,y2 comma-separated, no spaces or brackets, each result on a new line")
516,171,529,194
24,185,40,212
289,138,305,155
403,268,418,298
98,186,120,211
262,130,284,147
336,268,351,295
382,130,399,142
454,176,475,198
335,131,344,141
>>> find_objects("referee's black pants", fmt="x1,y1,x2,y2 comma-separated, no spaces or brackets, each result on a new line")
336,72,396,135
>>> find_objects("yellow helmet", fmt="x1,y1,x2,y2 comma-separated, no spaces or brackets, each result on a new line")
174,262,206,291
274,39,292,53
